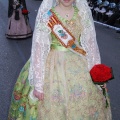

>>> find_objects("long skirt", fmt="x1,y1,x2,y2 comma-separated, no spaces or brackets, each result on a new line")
8,49,112,120
6,9,32,39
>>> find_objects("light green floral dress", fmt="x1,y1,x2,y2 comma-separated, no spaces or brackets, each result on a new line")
8,7,112,120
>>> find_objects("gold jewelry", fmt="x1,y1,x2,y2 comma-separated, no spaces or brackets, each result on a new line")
56,0,59,5
58,5,74,19
65,14,69,18
66,19,76,26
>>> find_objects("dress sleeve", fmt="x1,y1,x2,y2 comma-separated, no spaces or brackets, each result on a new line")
28,8,51,93
85,27,101,70
77,1,101,70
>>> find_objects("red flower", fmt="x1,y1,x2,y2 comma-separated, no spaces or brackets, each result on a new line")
90,64,113,84
22,9,29,15
14,92,21,100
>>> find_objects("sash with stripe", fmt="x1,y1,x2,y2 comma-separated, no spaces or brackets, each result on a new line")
47,10,86,56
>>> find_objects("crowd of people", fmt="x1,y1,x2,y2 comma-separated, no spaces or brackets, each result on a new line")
88,0,120,32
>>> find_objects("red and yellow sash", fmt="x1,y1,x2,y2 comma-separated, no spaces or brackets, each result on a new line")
47,10,86,56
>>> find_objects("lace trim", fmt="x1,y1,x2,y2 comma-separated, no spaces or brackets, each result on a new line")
28,0,101,93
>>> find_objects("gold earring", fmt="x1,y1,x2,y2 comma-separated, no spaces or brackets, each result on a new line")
73,0,76,5
56,0,59,5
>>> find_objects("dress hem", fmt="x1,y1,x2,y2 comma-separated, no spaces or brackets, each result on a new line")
5,32,33,39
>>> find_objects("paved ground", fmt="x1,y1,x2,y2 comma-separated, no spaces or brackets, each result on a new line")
0,0,120,120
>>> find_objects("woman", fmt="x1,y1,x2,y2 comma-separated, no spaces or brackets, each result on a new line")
6,0,32,39
8,0,112,119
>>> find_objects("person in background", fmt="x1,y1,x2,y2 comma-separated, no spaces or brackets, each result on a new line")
6,0,32,39
105,2,120,26
8,0,112,119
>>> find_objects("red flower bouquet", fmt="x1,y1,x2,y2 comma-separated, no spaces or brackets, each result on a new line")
90,64,114,108
22,9,29,15
90,64,114,85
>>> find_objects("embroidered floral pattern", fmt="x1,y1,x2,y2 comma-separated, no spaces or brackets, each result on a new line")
8,7,111,120
58,30,68,39
8,61,38,120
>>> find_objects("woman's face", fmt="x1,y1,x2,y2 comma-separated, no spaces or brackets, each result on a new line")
58,0,75,7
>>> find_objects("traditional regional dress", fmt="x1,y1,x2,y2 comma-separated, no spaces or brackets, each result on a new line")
8,7,112,120
6,0,32,39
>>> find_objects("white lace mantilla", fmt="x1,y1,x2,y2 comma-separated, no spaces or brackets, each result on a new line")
28,0,101,93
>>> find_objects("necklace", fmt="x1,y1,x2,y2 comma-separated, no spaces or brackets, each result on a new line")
58,5,74,19
65,14,69,18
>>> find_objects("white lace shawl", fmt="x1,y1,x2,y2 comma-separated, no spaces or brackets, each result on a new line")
28,0,101,93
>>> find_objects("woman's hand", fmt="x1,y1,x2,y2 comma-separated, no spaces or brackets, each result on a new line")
33,89,44,101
